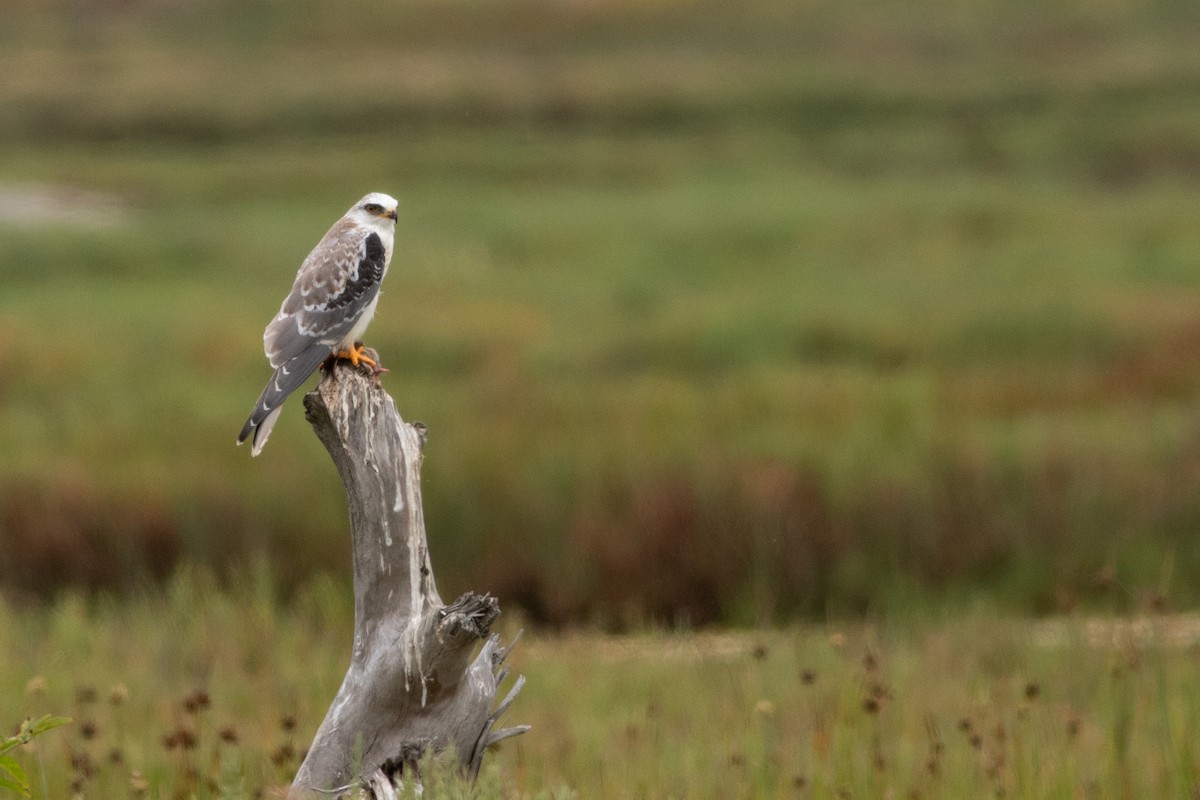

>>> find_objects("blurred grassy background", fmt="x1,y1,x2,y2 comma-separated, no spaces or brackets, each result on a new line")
4,0,1200,624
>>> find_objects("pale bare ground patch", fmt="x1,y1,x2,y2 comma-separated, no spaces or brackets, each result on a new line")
521,612,1200,664
0,182,127,228
1032,611,1200,649
522,630,760,663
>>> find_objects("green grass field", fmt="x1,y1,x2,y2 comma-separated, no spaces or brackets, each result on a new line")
3,574,1198,799
5,0,1200,620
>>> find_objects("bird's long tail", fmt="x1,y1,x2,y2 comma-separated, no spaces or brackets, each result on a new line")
237,347,331,456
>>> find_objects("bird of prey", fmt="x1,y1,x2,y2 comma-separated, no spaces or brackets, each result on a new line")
238,192,398,456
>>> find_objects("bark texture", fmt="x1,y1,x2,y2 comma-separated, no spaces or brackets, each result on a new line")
289,358,527,798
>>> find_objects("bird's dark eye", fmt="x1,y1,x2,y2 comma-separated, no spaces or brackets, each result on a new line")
364,203,382,214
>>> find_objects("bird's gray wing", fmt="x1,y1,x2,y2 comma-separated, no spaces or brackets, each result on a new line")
237,344,332,455
237,225,388,454
266,225,389,367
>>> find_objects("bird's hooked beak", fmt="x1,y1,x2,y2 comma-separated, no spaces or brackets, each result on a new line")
385,209,397,221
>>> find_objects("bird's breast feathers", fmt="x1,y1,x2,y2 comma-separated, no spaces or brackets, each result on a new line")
340,293,381,349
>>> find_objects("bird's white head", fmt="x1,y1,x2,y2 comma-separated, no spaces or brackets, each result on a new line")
347,192,399,231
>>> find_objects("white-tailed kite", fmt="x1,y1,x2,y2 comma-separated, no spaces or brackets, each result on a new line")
238,192,398,456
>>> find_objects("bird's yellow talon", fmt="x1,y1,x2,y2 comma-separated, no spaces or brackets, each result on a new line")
333,343,377,369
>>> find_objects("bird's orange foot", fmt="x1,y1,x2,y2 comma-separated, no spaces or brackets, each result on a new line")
332,343,383,374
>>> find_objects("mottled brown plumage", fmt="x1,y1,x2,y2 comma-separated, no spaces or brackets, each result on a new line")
238,192,398,455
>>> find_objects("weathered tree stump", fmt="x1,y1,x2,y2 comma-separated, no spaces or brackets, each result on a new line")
289,357,527,799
